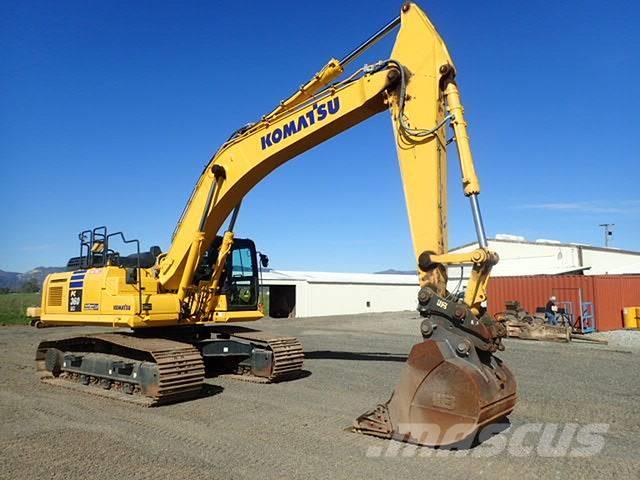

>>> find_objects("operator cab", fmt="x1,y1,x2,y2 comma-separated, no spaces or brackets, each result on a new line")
195,236,260,311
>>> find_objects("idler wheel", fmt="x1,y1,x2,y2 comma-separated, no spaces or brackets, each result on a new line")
44,348,64,377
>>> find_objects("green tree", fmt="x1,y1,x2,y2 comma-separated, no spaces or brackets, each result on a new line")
20,278,40,293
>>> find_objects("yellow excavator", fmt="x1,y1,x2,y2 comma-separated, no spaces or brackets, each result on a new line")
30,2,517,447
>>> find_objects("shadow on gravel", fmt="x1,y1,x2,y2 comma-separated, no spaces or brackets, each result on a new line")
305,351,408,362
294,369,313,380
166,384,224,406
199,383,225,398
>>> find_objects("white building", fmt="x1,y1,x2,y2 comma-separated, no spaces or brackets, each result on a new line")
260,236,640,318
448,235,640,291
260,270,419,318
452,235,640,275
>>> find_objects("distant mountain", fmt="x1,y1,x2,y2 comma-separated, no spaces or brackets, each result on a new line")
0,266,66,291
22,267,67,284
375,269,417,275
0,270,20,290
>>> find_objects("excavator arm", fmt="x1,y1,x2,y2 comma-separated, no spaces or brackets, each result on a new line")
152,2,517,446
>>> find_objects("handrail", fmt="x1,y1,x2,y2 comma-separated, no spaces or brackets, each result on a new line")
106,231,143,315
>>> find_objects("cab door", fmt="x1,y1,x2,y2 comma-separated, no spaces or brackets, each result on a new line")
224,239,259,311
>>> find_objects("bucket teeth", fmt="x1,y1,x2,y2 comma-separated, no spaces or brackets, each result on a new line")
353,404,393,439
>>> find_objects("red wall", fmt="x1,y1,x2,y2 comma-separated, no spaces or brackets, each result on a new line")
487,275,640,331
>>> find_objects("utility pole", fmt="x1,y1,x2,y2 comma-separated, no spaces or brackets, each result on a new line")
599,223,614,247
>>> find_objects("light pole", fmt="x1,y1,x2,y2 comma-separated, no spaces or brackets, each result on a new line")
599,223,614,247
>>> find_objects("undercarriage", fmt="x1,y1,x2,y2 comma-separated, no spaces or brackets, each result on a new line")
36,326,304,406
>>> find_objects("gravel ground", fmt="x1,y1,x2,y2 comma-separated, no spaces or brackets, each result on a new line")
1,312,639,480
590,329,640,351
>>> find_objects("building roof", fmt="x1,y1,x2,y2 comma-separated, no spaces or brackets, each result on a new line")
452,237,640,257
262,270,418,285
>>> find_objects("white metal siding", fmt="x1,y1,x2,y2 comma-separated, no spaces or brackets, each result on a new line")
581,249,640,274
261,271,420,318
451,241,583,276
448,239,640,293
305,283,418,317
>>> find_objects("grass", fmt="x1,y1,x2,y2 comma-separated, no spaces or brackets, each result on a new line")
0,293,41,325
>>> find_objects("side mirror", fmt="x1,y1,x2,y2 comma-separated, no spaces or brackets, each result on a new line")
259,253,269,268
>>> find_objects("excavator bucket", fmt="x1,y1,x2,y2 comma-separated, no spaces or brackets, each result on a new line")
354,291,517,447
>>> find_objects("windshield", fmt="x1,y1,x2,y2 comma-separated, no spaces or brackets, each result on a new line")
226,242,258,310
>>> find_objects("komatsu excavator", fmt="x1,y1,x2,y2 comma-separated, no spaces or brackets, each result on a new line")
31,3,517,447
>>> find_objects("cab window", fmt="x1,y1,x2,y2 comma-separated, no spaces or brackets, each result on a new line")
227,244,258,309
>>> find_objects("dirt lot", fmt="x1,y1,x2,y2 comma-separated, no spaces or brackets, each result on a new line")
1,312,638,479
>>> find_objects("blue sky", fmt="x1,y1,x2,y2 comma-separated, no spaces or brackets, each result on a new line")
1,0,639,273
